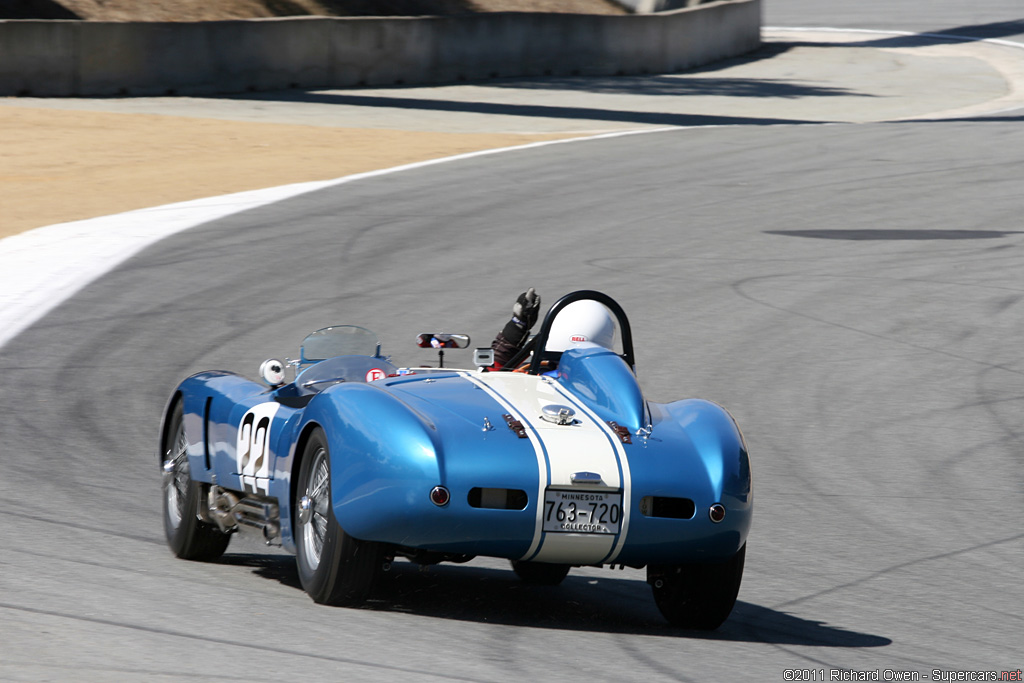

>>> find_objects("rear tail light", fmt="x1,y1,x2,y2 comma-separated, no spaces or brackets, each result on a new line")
709,503,726,523
429,486,450,507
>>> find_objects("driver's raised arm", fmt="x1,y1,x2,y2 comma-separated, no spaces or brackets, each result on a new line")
490,288,541,369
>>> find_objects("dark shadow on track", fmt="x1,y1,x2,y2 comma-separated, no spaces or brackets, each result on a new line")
230,553,891,646
849,18,1024,46
213,89,823,127
766,229,1024,240
479,44,858,99
487,75,856,99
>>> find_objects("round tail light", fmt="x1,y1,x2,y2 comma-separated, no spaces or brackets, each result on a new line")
429,486,450,507
708,503,726,523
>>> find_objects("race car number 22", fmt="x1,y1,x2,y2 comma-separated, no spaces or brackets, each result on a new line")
543,489,622,535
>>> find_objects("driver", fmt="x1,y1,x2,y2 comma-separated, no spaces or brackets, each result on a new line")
490,289,615,370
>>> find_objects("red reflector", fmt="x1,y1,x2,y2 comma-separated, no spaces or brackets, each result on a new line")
709,503,726,523
430,486,450,507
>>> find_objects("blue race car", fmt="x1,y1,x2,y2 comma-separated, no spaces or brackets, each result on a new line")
160,290,751,629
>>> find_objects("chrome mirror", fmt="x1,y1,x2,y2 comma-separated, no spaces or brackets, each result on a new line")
416,333,470,369
415,333,470,349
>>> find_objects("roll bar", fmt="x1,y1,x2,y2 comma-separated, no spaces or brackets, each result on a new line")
517,290,635,375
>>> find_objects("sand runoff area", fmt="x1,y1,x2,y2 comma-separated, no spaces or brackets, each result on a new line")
0,105,575,239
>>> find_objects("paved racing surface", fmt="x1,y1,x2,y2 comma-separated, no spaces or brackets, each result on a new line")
1,2,1022,680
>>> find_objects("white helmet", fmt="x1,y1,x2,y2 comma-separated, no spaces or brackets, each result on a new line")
545,300,615,353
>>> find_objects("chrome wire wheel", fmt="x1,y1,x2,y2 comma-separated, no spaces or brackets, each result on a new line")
161,401,230,561
300,446,330,571
163,419,191,530
294,429,381,605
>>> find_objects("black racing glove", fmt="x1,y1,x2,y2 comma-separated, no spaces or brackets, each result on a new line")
499,287,541,348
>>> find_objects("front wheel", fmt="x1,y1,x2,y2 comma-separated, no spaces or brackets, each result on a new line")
162,401,230,561
295,430,381,606
648,543,746,630
510,560,571,585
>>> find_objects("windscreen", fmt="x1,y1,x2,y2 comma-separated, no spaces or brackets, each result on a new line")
300,325,380,363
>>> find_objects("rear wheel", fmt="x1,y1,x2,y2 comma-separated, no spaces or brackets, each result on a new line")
648,543,745,630
295,430,380,605
510,560,571,586
162,402,230,561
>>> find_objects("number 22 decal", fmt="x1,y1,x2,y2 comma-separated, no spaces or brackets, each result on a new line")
237,402,279,495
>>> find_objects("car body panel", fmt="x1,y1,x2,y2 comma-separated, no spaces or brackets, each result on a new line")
166,341,751,566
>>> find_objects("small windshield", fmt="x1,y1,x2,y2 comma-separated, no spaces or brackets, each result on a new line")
300,325,380,364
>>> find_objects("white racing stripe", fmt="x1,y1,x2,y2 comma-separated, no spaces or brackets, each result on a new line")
463,371,630,565
545,381,633,565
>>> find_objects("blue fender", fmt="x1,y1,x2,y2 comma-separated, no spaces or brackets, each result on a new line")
166,371,265,480
299,382,445,544
167,371,298,494
296,376,542,559
617,399,752,565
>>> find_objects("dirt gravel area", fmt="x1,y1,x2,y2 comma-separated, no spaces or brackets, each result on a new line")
0,0,619,238
0,105,575,238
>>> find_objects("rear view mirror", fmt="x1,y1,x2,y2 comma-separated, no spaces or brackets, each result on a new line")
416,333,470,349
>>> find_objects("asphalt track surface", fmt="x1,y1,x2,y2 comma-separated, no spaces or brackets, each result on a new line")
2,2,1023,681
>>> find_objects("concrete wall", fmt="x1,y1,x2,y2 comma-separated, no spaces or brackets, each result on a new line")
0,0,760,97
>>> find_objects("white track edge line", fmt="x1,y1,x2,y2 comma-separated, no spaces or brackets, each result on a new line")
6,25,1023,351
0,126,678,351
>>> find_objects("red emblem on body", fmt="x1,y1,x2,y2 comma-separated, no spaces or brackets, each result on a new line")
365,368,386,382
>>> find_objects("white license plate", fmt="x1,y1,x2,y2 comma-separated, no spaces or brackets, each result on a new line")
543,489,622,535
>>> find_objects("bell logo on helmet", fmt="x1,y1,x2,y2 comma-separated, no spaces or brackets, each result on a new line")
546,300,615,353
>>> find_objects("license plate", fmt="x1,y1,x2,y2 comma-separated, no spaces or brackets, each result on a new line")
543,489,622,535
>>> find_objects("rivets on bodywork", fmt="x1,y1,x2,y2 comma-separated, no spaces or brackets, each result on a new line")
607,421,632,444
503,414,528,439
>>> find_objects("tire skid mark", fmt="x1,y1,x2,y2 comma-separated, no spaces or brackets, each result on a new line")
0,661,252,682
0,601,487,682
770,531,1024,611
0,507,163,546
611,637,700,682
730,274,1024,378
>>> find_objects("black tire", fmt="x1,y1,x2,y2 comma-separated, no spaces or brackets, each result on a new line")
162,401,230,561
649,543,746,630
294,429,381,606
510,560,571,586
